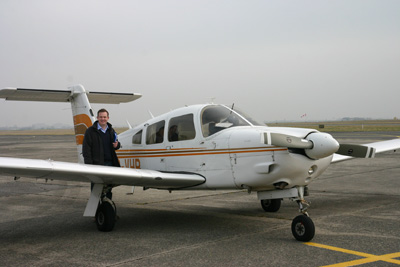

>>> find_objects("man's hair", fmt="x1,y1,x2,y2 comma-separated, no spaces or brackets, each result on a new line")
97,108,109,117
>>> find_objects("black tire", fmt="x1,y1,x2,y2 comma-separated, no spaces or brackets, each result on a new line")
291,215,315,242
260,199,281,212
95,202,116,232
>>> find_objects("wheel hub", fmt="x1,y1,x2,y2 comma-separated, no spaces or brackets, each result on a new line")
97,211,105,225
295,222,305,236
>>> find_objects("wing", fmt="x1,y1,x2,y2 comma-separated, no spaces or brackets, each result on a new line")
0,157,205,189
331,139,400,163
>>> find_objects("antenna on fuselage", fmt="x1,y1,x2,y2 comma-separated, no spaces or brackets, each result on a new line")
230,103,235,114
126,120,132,129
148,110,154,119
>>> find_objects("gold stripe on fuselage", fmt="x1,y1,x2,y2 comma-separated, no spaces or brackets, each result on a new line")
116,147,287,158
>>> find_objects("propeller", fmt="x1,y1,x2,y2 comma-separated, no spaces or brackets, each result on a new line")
264,132,375,160
264,132,313,149
336,144,376,158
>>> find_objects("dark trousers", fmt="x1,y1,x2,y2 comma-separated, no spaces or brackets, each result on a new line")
90,160,114,200
103,161,113,200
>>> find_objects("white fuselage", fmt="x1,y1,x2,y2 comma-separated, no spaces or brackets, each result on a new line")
116,104,332,191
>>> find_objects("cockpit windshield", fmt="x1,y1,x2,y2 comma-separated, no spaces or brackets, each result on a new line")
232,107,264,127
201,105,260,137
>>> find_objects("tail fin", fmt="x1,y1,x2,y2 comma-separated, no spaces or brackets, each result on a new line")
70,85,95,163
0,84,141,163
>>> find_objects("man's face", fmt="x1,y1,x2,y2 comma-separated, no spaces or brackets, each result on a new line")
97,111,109,127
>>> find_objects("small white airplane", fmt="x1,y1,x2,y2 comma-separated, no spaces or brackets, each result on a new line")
1,84,399,242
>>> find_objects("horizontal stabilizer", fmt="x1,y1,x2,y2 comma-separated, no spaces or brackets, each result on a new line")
0,87,141,104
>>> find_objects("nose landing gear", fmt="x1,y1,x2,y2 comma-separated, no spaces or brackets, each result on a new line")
291,186,315,242
291,214,315,242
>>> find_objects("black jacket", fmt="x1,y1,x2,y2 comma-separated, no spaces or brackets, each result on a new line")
82,121,121,167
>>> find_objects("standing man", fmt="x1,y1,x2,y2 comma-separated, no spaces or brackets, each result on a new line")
82,108,121,199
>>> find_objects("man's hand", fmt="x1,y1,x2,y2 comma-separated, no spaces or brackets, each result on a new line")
113,142,119,149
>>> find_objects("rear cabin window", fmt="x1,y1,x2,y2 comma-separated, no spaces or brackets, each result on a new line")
132,130,142,144
146,121,165,144
168,114,196,142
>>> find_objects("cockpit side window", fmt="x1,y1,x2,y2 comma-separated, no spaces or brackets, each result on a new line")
168,114,195,142
146,121,165,144
132,130,142,144
201,105,250,137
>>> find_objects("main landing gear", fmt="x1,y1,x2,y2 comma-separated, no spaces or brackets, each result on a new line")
260,186,315,242
260,199,281,212
95,198,117,232
86,184,117,232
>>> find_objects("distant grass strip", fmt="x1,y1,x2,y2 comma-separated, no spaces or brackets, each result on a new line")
268,120,400,132
0,127,129,136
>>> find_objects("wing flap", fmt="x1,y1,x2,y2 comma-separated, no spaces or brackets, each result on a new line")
0,157,205,189
332,138,400,163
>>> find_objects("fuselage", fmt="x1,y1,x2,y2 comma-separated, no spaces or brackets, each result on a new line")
116,104,332,191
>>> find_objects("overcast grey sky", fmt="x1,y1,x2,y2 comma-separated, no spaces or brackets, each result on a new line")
1,0,399,127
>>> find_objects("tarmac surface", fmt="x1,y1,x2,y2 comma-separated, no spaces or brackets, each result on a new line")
0,132,399,266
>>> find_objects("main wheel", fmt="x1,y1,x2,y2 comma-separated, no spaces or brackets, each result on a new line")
291,215,315,242
95,201,116,232
260,199,281,212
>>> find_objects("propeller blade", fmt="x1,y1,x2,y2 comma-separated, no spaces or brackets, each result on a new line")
264,132,313,149
336,144,376,158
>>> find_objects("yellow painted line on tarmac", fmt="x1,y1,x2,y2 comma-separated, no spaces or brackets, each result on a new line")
305,242,400,266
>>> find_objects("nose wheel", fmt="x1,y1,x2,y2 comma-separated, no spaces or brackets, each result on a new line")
291,186,315,242
291,214,315,242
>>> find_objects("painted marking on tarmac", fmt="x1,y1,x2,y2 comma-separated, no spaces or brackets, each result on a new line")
305,242,400,266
